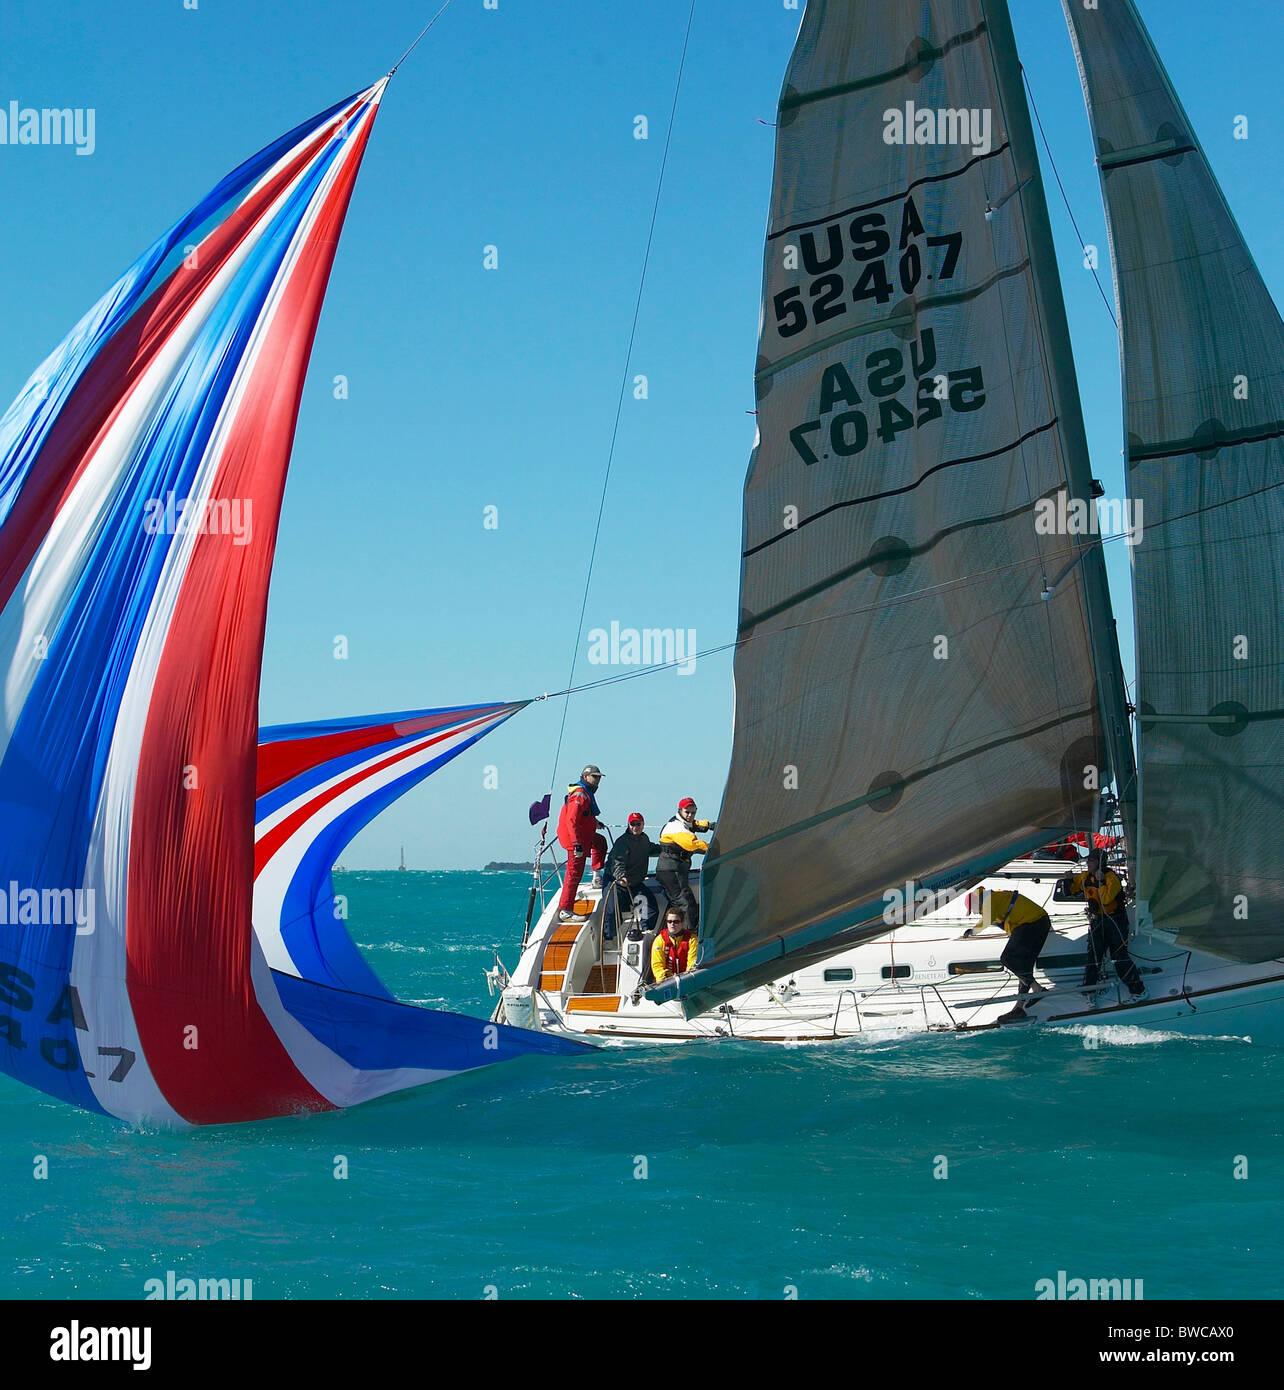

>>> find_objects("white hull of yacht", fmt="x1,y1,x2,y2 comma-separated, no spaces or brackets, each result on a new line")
493,858,1284,1045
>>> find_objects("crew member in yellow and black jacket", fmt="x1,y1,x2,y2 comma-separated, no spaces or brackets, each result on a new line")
972,887,1052,1021
1060,848,1146,1001
656,796,714,932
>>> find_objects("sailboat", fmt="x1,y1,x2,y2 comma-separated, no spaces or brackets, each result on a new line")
498,0,1284,1043
0,79,584,1127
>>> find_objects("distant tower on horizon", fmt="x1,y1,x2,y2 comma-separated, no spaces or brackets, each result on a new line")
398,845,407,872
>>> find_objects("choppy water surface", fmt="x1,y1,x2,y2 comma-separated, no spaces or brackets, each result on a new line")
3,872,1279,1299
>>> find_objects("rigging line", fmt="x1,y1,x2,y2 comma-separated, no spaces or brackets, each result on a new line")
1018,61,1128,837
545,0,699,793
981,79,1076,826
387,2,453,77
537,468,1284,707
1022,66,1117,329
535,535,1126,703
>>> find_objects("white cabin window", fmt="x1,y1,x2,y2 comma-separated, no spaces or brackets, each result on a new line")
823,967,854,982
880,964,911,980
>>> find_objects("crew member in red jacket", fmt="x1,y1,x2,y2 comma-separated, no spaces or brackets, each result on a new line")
557,764,608,920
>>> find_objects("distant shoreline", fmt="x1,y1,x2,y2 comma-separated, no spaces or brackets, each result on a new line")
330,864,536,873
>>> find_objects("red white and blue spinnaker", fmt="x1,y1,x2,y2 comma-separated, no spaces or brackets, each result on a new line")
0,82,580,1127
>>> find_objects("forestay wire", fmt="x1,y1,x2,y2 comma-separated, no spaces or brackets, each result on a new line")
387,2,453,78
1022,66,1117,329
530,500,1263,707
544,0,700,796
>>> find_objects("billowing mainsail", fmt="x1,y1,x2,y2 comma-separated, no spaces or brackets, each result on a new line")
254,702,524,994
653,0,1132,1011
0,88,578,1126
1063,0,1284,962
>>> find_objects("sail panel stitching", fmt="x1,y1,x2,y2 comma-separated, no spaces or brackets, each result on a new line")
707,706,1097,865
767,142,1011,241
741,488,1067,632
777,22,988,116
744,419,1060,557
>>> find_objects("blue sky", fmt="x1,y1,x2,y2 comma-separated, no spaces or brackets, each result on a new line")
1,0,1280,867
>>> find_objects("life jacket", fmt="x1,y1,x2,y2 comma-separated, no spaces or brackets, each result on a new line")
1079,869,1124,916
659,927,694,975
657,814,710,869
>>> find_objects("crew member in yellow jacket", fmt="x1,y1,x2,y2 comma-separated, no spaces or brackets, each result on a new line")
970,887,1052,1021
1059,848,1146,1002
651,907,698,983
656,796,715,932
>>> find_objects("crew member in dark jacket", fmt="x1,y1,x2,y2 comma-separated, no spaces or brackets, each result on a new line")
656,797,714,932
602,812,662,941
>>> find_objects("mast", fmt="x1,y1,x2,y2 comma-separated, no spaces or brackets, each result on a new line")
980,0,1138,868
651,0,1132,1016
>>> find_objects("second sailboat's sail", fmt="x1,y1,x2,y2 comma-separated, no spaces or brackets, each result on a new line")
1063,0,1284,962
654,0,1131,1010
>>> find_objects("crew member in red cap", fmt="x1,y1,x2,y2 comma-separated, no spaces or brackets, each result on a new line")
656,797,715,933
556,764,607,921
602,812,662,941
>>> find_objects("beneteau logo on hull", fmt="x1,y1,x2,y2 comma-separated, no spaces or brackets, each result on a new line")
883,101,992,155
0,101,95,155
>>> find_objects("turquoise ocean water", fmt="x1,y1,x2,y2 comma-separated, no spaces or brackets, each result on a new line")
2,870,1281,1300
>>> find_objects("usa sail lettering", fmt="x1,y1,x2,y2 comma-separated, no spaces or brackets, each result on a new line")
0,961,134,1080
787,327,986,466
773,195,961,339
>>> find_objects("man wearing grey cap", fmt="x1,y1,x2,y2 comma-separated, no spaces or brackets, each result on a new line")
556,764,607,921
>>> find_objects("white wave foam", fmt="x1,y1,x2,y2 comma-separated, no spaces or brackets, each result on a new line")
1056,1023,1252,1046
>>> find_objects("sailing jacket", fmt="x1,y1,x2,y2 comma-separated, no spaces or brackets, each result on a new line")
978,890,1048,934
605,832,662,888
557,782,600,851
657,814,713,869
651,927,698,981
1060,869,1125,918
